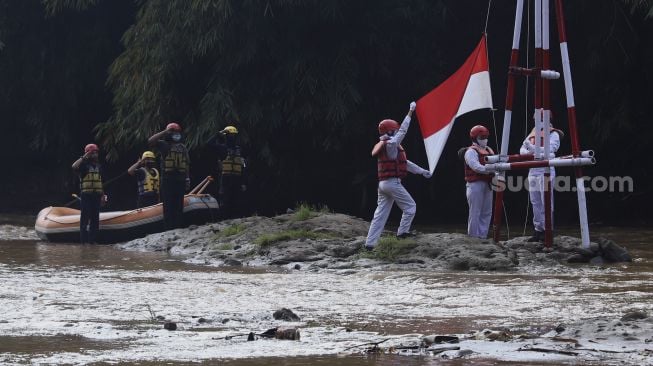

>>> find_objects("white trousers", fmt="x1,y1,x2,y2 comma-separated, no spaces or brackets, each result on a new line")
365,178,416,247
466,181,493,239
528,173,555,232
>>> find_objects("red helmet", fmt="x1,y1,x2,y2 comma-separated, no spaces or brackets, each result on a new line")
84,143,99,154
378,119,400,135
469,125,489,140
166,122,182,131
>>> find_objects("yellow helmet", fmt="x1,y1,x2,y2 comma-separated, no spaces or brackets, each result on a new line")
142,151,156,160
221,125,238,134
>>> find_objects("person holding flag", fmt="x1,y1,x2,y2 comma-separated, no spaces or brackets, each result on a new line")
463,125,496,239
411,35,494,238
364,101,432,251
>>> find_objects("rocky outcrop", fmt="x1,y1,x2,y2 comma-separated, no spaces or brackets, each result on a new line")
502,235,632,266
118,212,632,272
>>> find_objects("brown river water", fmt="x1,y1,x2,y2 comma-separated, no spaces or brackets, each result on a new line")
0,214,651,365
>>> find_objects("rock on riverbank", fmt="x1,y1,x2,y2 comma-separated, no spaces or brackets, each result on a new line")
118,211,631,271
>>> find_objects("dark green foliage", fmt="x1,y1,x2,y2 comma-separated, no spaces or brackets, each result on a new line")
0,0,652,222
96,0,450,159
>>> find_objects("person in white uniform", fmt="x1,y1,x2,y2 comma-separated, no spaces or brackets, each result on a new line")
463,125,496,239
520,117,564,242
364,101,432,250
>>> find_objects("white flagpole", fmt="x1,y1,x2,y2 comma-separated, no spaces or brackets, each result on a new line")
555,0,591,248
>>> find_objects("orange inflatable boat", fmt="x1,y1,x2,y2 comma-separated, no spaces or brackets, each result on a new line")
35,177,219,244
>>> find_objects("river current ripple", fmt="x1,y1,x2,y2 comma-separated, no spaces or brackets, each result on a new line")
0,222,651,365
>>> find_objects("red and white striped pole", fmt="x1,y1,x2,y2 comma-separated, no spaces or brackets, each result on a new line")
534,0,553,246
555,0,591,248
534,0,543,163
486,150,594,164
492,0,524,243
493,156,595,170
542,0,554,248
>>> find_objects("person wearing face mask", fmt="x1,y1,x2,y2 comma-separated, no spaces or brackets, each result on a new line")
364,101,432,251
463,125,496,239
207,125,248,219
148,122,190,229
128,151,160,208
520,113,564,242
72,143,107,243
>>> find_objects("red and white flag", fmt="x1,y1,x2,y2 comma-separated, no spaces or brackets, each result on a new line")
416,36,493,173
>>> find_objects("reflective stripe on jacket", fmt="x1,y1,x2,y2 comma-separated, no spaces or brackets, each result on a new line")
81,164,103,193
222,147,244,176
138,168,160,196
163,144,188,174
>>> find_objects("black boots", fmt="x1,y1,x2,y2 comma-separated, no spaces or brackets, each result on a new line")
527,230,544,242
397,232,417,239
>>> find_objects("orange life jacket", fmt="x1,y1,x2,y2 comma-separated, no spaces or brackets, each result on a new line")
374,141,408,181
464,145,494,183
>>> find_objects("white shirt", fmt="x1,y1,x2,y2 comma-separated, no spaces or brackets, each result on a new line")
520,131,561,175
464,144,494,174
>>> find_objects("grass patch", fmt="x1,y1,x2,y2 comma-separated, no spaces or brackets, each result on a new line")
292,202,330,221
220,224,245,237
217,243,234,250
255,229,332,247
359,236,419,261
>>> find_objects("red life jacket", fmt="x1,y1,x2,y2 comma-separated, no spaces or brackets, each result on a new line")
374,141,408,181
464,145,494,183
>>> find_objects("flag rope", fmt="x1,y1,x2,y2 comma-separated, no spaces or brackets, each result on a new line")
484,0,493,34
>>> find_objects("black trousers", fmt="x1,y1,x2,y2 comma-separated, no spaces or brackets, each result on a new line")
80,192,101,243
161,177,185,230
137,193,159,208
220,175,243,219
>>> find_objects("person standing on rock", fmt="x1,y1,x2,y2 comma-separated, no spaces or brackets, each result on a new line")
520,114,564,242
364,101,432,250
72,143,107,243
127,151,160,208
148,122,190,230
207,125,248,219
463,125,496,239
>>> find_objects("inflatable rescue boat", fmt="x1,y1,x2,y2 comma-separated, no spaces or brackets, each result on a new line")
35,177,218,244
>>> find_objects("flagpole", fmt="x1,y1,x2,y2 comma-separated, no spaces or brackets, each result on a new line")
555,0,591,248
533,0,547,246
492,0,524,243
542,0,554,249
